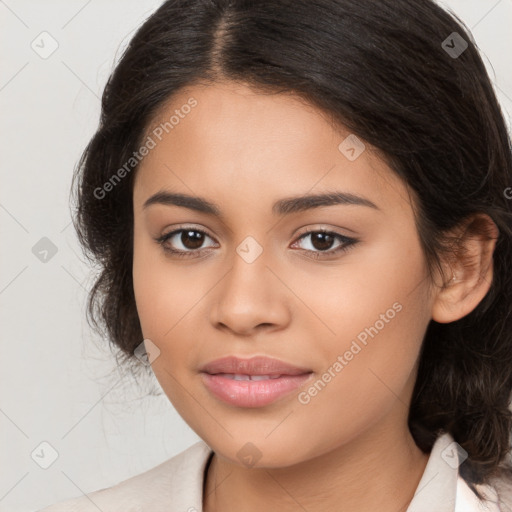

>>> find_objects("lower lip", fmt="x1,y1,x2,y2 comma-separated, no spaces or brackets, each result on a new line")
201,372,314,408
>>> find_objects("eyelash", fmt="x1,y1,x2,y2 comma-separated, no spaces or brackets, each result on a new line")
155,226,359,260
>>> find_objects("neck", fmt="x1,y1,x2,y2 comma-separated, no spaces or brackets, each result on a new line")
203,416,429,512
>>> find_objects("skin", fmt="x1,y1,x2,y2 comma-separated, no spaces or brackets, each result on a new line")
132,80,497,512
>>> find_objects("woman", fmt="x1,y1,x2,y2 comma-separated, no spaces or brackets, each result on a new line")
39,0,512,510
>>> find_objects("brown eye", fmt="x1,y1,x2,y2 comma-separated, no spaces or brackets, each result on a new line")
179,230,205,250
156,227,217,257
309,232,336,251
292,229,358,259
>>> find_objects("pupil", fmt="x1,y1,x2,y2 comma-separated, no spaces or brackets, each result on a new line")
182,230,204,249
312,232,333,251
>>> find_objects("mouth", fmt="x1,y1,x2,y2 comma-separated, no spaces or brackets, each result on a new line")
200,356,314,408
200,355,312,376
214,373,283,381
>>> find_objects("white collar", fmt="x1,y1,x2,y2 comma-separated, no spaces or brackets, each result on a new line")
406,432,499,512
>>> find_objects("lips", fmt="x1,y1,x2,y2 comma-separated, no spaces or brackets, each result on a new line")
200,356,314,408
200,355,312,377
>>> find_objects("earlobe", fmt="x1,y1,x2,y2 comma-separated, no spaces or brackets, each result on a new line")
431,214,498,324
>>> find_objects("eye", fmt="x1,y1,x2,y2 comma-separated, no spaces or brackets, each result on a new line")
155,226,358,260
155,227,218,258
291,229,358,259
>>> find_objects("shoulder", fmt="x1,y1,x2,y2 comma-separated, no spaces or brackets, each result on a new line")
36,440,213,512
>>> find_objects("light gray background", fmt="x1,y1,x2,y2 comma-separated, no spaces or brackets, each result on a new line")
1,1,511,510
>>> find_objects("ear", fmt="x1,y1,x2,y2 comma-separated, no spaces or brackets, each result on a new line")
431,213,499,324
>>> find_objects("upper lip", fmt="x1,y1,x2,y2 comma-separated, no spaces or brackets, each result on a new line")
200,356,312,376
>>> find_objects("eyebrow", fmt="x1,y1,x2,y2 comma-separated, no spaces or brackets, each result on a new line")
142,190,379,217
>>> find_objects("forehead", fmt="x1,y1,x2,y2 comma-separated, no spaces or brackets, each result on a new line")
133,81,410,216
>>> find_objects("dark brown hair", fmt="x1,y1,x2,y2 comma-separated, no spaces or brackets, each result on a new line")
71,0,512,501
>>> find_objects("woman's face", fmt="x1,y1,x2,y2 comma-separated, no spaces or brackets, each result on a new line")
132,80,435,466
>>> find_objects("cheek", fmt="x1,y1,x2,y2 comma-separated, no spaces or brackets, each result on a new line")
297,293,426,451
132,233,216,385
284,230,430,439
289,221,429,357
132,229,203,338
132,245,203,419
287,296,429,465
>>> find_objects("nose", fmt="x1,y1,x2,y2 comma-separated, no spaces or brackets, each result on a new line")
209,245,291,337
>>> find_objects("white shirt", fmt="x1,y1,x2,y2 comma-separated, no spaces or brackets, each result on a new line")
37,432,508,511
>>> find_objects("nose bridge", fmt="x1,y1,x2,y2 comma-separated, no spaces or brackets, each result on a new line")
223,233,273,303
210,232,290,333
